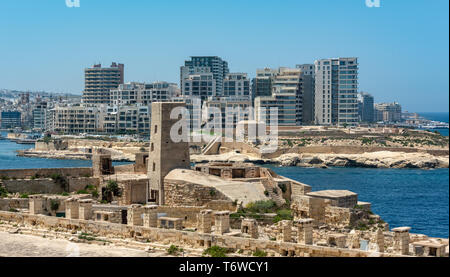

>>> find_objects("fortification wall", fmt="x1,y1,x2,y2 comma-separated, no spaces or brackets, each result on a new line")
0,198,29,211
3,177,99,194
164,181,230,207
0,168,92,180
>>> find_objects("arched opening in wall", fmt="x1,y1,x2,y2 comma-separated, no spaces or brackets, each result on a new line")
151,143,154,152
154,125,158,134
153,163,156,172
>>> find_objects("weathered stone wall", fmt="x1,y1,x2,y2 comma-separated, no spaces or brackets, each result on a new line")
0,168,92,180
4,179,66,194
119,179,148,205
156,206,204,228
324,206,353,228
3,177,99,194
0,211,404,257
35,140,68,151
164,181,230,207
0,198,29,211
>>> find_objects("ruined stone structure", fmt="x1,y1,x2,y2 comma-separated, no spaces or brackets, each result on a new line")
214,211,230,235
194,163,261,179
134,153,149,174
197,209,213,234
29,195,46,215
158,217,183,230
148,102,190,205
143,205,158,228
78,199,93,220
279,220,292,242
241,218,259,239
65,198,80,219
93,154,114,177
296,218,314,245
127,204,144,226
393,227,411,255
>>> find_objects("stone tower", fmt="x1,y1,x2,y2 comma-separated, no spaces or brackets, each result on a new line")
147,102,190,205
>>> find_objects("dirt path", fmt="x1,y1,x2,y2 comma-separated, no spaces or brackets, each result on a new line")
0,231,166,257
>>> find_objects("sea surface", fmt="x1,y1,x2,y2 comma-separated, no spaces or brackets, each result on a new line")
0,132,449,238
418,112,449,137
267,166,449,238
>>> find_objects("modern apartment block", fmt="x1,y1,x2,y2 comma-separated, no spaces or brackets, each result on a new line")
32,101,49,131
99,105,151,135
255,94,297,126
252,68,278,100
358,92,375,123
272,67,304,125
374,102,402,123
53,105,99,134
110,82,179,106
223,73,252,99
181,73,217,101
314,57,359,126
204,96,252,131
180,56,229,97
0,111,22,129
82,62,124,105
296,64,315,125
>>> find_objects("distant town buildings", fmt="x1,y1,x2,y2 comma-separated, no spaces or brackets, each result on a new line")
0,56,416,135
180,56,229,98
358,92,375,123
1,111,22,129
375,102,402,123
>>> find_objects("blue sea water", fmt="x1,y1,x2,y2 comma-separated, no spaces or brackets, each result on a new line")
418,112,449,137
267,166,449,238
0,132,126,169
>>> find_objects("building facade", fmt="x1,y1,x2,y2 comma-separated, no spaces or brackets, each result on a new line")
358,92,375,123
180,56,229,97
82,63,124,105
1,111,22,129
375,102,402,123
314,57,359,126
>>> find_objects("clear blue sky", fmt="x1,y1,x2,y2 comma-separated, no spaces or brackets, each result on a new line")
0,0,448,112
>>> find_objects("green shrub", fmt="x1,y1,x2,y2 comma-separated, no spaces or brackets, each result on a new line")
203,246,230,257
50,200,60,211
167,245,183,256
273,209,293,223
0,186,8,198
19,193,29,199
245,200,277,214
252,249,268,257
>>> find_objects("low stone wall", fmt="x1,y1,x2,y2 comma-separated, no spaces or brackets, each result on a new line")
0,211,403,257
3,177,99,194
0,168,92,180
0,198,29,211
164,181,230,207
4,179,66,194
156,206,204,228
35,140,68,151
68,177,100,192
114,164,135,174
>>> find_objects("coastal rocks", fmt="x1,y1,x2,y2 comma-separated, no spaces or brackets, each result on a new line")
273,152,449,170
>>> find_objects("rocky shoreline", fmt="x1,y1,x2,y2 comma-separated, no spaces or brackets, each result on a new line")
191,151,449,169
16,146,449,170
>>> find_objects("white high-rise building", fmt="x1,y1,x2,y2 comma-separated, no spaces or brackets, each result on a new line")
314,57,359,126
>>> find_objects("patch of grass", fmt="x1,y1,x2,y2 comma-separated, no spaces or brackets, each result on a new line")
203,246,230,257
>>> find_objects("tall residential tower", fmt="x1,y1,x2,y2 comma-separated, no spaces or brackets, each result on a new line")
314,57,359,126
